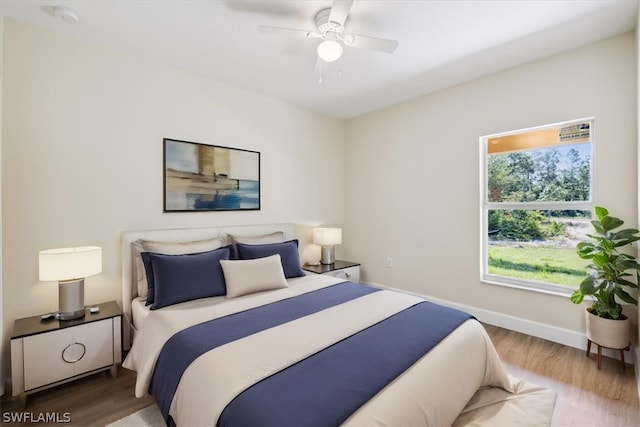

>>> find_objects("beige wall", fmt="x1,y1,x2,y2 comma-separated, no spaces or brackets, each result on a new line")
345,32,637,334
636,8,640,395
0,16,4,396
1,19,345,387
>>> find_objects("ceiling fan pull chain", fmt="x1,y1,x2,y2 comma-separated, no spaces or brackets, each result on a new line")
315,56,326,84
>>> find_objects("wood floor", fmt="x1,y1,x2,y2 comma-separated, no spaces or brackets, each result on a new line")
0,368,154,426
483,324,640,427
0,323,638,426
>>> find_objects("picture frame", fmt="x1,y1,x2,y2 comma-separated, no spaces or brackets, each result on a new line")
163,138,261,212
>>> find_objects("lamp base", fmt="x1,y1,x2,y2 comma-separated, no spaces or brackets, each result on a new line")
320,245,335,265
58,278,85,321
57,308,86,321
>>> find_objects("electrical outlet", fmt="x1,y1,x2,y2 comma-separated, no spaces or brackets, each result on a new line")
386,257,393,268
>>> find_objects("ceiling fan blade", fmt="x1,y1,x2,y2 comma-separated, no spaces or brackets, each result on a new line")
329,0,354,26
259,25,312,38
349,34,398,53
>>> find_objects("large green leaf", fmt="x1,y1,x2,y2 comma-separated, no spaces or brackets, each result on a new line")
615,277,639,289
591,253,609,269
617,259,640,271
591,220,605,234
585,234,606,243
595,206,608,220
579,276,597,294
611,228,640,239
614,287,638,305
600,215,624,232
613,236,640,247
576,241,597,259
617,253,636,261
570,289,584,304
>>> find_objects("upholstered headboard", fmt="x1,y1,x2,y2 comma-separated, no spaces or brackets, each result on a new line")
121,223,302,347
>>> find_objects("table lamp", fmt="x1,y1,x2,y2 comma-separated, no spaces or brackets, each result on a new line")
39,246,102,320
313,228,342,265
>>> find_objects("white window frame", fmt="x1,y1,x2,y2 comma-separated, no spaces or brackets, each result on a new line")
479,117,595,296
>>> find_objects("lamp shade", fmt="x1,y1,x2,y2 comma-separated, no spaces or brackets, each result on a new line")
39,246,102,281
313,228,342,246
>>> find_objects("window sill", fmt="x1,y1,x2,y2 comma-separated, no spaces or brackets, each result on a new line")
481,275,575,298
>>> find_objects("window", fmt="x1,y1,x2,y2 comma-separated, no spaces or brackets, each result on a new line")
480,118,593,294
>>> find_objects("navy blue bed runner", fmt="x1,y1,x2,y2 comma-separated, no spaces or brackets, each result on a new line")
218,300,472,426
151,282,380,421
150,282,473,426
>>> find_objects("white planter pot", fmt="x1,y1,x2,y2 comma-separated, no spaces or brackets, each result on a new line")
585,309,629,349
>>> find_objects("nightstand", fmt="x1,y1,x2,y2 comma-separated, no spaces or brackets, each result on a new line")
303,260,361,283
10,301,122,400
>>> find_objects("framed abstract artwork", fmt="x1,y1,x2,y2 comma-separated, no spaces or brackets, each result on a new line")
163,138,261,212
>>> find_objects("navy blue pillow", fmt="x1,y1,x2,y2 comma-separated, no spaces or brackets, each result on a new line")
235,240,304,279
143,246,230,310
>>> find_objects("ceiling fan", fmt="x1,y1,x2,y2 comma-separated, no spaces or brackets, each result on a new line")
260,0,398,71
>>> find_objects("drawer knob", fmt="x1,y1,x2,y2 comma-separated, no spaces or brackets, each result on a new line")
62,342,86,363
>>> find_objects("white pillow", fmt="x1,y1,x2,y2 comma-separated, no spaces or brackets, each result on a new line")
132,237,224,299
227,231,285,245
221,254,288,298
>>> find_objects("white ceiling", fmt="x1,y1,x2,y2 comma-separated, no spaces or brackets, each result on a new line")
1,0,638,119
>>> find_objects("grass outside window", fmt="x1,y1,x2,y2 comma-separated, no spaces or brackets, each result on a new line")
488,245,590,286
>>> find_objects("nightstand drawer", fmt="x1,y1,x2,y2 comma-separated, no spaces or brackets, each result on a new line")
322,266,360,283
23,319,114,391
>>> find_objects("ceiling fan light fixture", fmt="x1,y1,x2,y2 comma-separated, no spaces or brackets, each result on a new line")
317,40,343,62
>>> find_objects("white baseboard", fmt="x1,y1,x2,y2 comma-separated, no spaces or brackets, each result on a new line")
366,281,636,365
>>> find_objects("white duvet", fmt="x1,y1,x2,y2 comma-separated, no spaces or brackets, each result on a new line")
123,275,513,426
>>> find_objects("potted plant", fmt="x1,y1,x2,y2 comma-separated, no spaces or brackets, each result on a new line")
570,206,639,350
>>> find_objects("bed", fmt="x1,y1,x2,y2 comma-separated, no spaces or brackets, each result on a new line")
121,223,554,426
